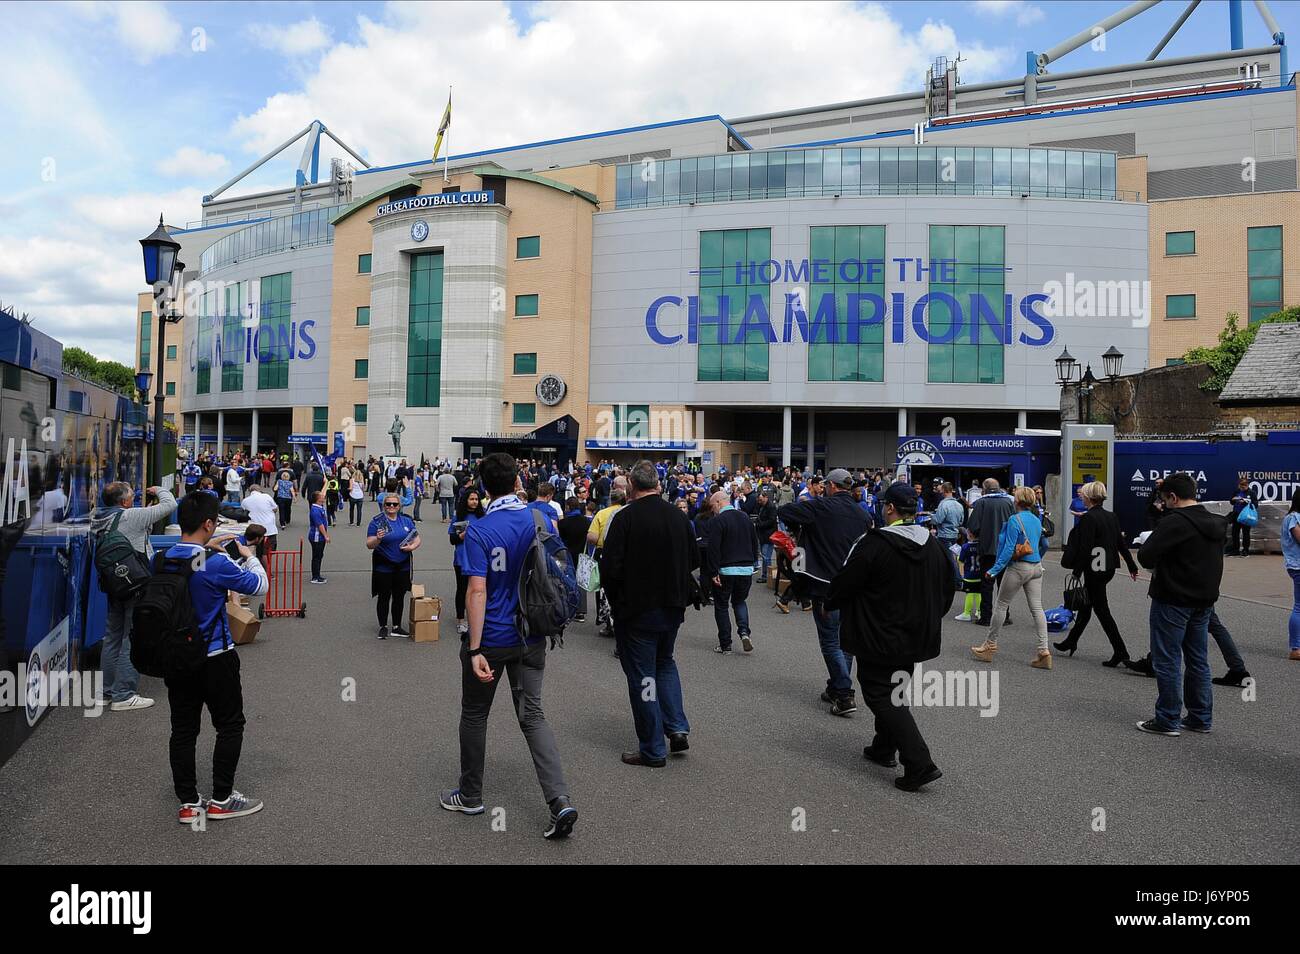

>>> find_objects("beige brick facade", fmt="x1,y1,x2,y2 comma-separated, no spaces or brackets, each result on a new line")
135,290,183,425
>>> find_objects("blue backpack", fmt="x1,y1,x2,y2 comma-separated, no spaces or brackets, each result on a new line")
516,508,580,647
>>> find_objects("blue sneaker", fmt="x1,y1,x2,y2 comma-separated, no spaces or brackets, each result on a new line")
439,790,485,815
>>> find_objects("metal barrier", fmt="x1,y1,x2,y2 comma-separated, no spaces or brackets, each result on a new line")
260,539,306,619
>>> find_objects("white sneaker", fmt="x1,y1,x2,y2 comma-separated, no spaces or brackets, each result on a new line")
953,613,972,622
110,694,155,712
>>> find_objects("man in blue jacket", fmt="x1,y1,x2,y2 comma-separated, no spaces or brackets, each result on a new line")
162,492,268,824
441,453,578,840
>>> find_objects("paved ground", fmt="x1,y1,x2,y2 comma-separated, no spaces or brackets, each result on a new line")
2,505,1297,864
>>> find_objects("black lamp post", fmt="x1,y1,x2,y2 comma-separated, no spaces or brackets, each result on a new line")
1102,345,1124,382
1079,364,1098,424
139,215,182,488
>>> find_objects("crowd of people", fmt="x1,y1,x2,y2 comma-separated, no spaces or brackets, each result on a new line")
89,445,1300,836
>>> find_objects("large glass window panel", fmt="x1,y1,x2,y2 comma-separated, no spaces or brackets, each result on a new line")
407,251,444,405
879,148,897,187
749,152,767,194
897,147,917,193
992,148,1012,190
730,153,749,194
823,149,841,190
861,149,878,190
1048,149,1066,193
696,156,714,198
841,148,860,190
1101,153,1116,196
974,147,992,190
767,151,785,191
680,157,696,198
663,159,680,200
786,151,804,192
918,146,936,193
1066,150,1083,195
804,150,823,190
1083,151,1101,195
1012,148,1030,192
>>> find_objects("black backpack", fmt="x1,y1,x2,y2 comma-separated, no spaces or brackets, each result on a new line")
516,509,580,648
94,510,151,601
130,552,214,679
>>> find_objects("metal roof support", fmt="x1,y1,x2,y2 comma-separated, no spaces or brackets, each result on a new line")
1035,0,1162,73
1230,0,1244,50
1254,0,1287,79
1147,0,1201,60
322,128,372,170
295,120,323,187
205,123,314,202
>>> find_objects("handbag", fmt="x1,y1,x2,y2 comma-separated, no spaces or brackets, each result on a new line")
576,552,601,592
769,529,798,561
1236,503,1259,527
1012,514,1034,560
1063,573,1091,612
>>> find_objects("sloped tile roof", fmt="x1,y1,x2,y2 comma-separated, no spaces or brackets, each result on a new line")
1219,322,1300,403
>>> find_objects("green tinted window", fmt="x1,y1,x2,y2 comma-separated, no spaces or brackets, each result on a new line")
698,228,770,381
517,235,540,258
354,403,368,424
356,306,370,326
355,359,368,378
312,406,328,432
927,225,1005,383
139,311,152,370
406,251,443,405
513,353,537,375
358,254,372,274
1166,294,1196,319
165,381,176,396
1247,226,1283,324
807,225,885,382
257,273,291,390
513,403,536,425
514,294,539,317
1165,231,1195,255
166,344,177,360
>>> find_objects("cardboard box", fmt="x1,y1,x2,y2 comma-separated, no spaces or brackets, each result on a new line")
226,601,261,645
412,619,440,643
776,579,791,597
410,583,426,600
409,595,441,626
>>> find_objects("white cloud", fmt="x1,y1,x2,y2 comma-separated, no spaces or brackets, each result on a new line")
72,0,183,64
230,1,1014,167
248,17,333,56
156,146,229,178
973,1,1046,28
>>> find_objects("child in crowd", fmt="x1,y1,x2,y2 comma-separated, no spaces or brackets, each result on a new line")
955,531,983,622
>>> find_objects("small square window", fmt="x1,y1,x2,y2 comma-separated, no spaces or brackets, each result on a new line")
513,353,537,375
514,294,539,317
1165,231,1195,256
312,406,329,432
356,306,370,326
512,402,536,425
165,381,176,396
166,344,177,360
358,254,372,274
354,403,368,424
517,235,540,258
355,359,369,378
1165,294,1196,319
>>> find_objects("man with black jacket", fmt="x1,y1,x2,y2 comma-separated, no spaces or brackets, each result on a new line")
703,490,760,654
778,467,873,717
829,482,953,791
966,479,1015,626
1133,472,1225,737
600,460,700,767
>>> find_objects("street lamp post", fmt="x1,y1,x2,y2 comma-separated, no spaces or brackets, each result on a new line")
139,216,182,488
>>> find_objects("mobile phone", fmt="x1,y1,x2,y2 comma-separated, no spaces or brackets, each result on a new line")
224,539,244,561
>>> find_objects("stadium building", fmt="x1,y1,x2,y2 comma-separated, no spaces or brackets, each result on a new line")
138,8,1298,473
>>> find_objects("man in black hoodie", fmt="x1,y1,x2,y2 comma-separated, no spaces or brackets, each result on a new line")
1133,472,1225,737
778,467,873,717
829,482,954,791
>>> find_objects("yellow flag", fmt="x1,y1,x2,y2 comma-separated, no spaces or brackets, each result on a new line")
432,92,451,163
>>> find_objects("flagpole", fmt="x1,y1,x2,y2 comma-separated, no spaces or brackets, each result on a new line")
443,86,451,182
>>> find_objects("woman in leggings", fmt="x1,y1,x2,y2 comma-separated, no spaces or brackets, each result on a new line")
449,489,485,638
971,486,1052,670
366,492,421,639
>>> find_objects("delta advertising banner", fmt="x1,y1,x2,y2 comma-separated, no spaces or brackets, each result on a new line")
1113,433,1300,539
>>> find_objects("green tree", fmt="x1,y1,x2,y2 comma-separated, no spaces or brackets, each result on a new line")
1183,307,1300,392
61,346,138,395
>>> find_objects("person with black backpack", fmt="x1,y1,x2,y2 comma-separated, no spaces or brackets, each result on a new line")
439,452,579,841
147,492,268,823
89,481,176,712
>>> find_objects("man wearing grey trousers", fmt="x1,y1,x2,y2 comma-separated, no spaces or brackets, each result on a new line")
89,481,178,711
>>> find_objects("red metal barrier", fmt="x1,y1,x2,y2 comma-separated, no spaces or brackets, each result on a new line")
260,539,306,619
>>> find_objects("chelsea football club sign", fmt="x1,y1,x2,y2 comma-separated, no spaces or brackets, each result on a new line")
376,191,494,217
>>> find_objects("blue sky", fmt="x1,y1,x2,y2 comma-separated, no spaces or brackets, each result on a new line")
0,0,1294,364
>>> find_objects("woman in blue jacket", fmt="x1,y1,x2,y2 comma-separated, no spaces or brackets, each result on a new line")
448,488,485,637
972,486,1052,670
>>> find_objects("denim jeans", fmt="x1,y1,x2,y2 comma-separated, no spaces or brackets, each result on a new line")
226,490,241,505
712,573,752,650
1289,568,1300,651
441,496,455,520
1149,600,1212,731
759,542,773,578
1207,609,1245,672
812,600,854,699
101,596,140,702
615,608,689,761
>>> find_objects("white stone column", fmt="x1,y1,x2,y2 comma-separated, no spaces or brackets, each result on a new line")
781,406,792,468
806,410,816,472
251,408,260,456
897,406,907,439
216,411,224,458
193,411,201,456
1017,410,1028,431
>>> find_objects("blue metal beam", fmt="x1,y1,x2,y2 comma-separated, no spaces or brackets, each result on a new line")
1230,0,1244,49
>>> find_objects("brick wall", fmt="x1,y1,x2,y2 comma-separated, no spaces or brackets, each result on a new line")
1062,362,1219,435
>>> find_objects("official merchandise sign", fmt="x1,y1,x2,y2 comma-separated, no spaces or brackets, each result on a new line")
376,191,494,216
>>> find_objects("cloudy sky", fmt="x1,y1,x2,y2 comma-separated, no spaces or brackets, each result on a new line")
0,0,1292,365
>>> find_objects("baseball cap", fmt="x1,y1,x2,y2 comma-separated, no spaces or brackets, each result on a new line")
826,467,854,489
881,482,918,510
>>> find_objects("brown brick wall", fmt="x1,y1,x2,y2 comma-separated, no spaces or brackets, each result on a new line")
1063,363,1220,435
